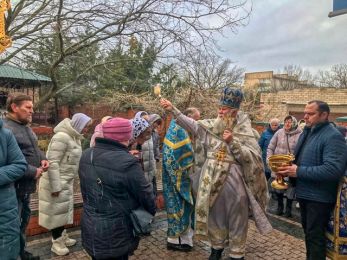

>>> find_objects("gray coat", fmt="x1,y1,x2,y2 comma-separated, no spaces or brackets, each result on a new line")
142,137,156,182
267,128,302,177
152,130,161,161
3,117,46,197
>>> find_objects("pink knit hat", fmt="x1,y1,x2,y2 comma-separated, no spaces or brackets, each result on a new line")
102,117,133,142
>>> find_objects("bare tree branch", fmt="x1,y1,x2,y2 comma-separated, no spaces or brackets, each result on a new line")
1,0,251,106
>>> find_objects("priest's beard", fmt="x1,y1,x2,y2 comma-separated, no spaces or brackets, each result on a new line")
212,117,228,136
212,114,236,136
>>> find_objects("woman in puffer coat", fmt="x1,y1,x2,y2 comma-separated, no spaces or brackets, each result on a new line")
267,115,302,218
0,120,27,260
79,117,156,260
38,113,92,256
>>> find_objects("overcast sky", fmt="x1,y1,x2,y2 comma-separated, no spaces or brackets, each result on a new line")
217,0,347,74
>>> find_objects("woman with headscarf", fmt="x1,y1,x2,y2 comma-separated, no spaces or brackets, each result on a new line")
129,115,152,165
267,115,302,218
38,113,92,256
148,114,162,162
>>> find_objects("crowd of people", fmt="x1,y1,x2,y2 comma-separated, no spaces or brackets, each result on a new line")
0,90,346,260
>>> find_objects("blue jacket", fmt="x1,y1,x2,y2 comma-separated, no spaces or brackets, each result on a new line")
295,122,347,203
0,120,27,260
258,126,278,171
79,138,156,259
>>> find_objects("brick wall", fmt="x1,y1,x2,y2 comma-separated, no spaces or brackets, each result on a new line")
70,103,140,120
260,88,347,121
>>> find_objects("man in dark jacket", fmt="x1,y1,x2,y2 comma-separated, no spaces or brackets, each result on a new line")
278,100,347,260
3,95,49,260
0,119,27,260
79,117,156,260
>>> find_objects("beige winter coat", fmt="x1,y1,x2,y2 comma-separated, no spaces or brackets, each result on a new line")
38,118,83,230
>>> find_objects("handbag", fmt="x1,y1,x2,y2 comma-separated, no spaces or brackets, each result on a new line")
90,149,154,237
129,207,154,237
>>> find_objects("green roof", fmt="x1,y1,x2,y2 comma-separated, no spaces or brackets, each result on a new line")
0,64,51,82
336,116,347,122
253,121,270,126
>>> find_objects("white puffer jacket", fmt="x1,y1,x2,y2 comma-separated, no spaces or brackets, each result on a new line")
38,118,83,230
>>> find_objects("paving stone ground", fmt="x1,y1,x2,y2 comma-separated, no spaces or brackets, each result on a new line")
27,209,307,260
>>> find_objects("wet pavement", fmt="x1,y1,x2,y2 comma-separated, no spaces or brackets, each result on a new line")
27,196,307,260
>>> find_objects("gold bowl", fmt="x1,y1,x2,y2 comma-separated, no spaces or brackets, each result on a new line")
268,154,294,172
271,178,289,190
268,154,294,190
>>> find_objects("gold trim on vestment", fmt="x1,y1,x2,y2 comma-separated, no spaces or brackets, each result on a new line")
195,148,236,239
163,137,191,149
326,178,347,259
177,152,193,163
176,170,182,191
167,200,185,220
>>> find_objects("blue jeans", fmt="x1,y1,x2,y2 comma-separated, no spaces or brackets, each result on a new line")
17,194,31,256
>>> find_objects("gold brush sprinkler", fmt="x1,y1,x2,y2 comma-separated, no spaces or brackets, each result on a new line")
215,112,235,163
153,83,162,98
224,112,235,130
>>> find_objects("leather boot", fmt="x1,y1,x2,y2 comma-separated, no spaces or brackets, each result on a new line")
51,236,69,256
209,248,224,260
284,199,293,218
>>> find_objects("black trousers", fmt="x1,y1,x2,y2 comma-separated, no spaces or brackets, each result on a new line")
18,194,31,256
298,198,335,260
51,226,64,240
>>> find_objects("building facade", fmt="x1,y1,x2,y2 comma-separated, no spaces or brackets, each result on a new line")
260,88,347,122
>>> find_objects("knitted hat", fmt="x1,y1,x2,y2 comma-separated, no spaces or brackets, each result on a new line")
131,117,150,139
102,117,133,142
71,113,92,133
219,87,243,109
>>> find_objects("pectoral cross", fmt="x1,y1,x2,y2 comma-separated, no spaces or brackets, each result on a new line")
214,146,227,162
